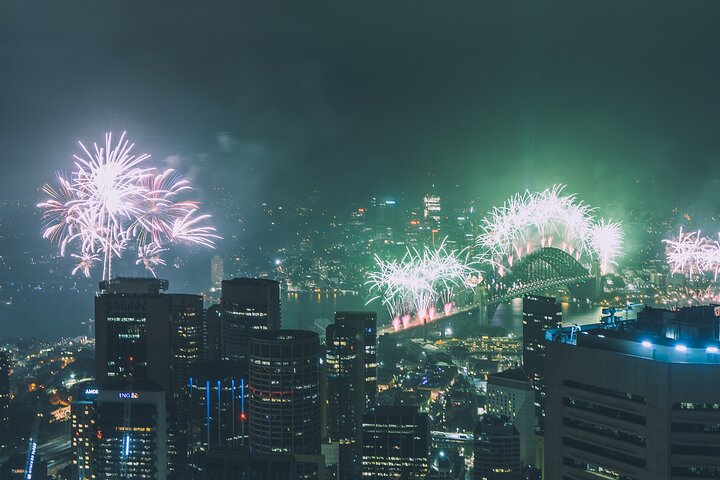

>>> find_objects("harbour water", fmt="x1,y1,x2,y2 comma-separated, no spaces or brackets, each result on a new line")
282,293,604,336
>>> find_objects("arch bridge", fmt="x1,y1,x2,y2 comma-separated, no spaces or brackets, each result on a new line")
381,247,599,337
477,247,598,321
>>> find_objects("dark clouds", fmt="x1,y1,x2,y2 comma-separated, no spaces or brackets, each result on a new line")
2,0,720,212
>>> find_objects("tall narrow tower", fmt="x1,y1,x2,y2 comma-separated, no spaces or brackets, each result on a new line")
249,330,321,479
326,311,377,479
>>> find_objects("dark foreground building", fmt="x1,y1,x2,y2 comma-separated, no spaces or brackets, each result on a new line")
521,294,562,434
325,311,377,479
545,305,720,479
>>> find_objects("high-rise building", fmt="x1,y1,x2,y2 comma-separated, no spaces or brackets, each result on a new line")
326,311,377,480
423,194,441,222
95,278,204,398
94,382,167,480
473,415,521,480
187,360,248,478
95,278,203,479
249,330,321,479
210,255,224,290
71,387,99,480
95,278,173,393
361,405,429,479
170,294,204,403
486,369,535,467
0,350,10,451
545,306,720,479
521,295,562,434
220,278,281,361
167,293,204,478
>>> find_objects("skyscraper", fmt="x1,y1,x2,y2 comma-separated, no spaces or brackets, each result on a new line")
249,330,321,479
544,306,720,479
94,278,203,480
361,405,429,479
95,278,173,393
94,381,167,480
473,415,521,480
326,311,377,480
170,294,204,403
220,278,281,361
521,294,562,434
167,293,204,478
486,369,535,467
71,387,99,480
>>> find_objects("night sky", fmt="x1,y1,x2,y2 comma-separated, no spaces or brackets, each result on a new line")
2,1,720,212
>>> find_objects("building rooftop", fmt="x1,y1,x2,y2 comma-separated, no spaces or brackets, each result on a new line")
222,278,279,287
487,368,530,384
547,304,720,364
98,277,169,295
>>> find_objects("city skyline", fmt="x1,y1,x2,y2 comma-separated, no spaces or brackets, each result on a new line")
3,2,720,479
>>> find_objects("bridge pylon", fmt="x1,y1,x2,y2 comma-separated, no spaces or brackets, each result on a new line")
591,259,602,301
474,284,488,324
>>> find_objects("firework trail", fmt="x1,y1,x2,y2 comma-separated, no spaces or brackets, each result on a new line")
39,132,219,279
476,184,623,275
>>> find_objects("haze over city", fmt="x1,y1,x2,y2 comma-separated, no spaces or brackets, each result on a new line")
2,2,720,480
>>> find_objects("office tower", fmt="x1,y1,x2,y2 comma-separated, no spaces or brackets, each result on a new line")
210,255,224,290
325,311,377,480
473,415,521,480
94,382,167,480
1,453,48,480
95,278,203,479
95,278,173,393
170,294,204,402
71,387,99,480
167,293,204,479
487,369,535,467
521,294,562,434
0,350,10,451
187,360,248,478
249,330,321,479
361,405,429,479
220,278,281,361
545,305,720,479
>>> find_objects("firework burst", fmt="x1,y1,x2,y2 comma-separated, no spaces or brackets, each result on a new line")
366,239,477,328
39,132,219,279
663,228,720,279
477,184,623,274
